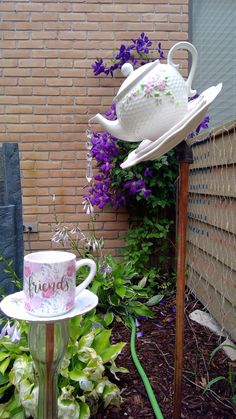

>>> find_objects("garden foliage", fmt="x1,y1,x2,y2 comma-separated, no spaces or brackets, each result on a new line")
0,311,126,419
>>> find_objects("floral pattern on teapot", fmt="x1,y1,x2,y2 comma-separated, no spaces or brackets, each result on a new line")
121,74,181,111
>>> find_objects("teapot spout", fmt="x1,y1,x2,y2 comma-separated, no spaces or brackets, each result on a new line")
89,113,127,140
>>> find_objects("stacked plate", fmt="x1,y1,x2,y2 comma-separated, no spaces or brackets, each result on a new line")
121,83,222,168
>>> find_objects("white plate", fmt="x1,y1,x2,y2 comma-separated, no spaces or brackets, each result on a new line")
0,290,98,323
120,83,222,168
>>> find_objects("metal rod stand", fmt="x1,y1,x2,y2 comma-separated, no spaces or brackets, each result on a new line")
28,320,69,419
173,141,193,419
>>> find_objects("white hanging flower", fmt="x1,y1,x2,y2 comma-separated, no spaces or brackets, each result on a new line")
82,198,94,215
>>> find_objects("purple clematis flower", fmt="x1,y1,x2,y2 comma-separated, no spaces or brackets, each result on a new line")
124,179,145,194
100,162,113,174
143,167,153,177
92,58,106,76
141,187,152,198
104,103,117,121
132,32,152,55
158,42,165,60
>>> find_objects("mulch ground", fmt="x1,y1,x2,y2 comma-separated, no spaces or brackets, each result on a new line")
97,294,236,419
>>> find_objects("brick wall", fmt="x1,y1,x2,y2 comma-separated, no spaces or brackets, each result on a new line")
0,0,189,255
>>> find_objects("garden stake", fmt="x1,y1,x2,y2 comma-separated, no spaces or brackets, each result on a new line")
173,141,193,419
28,320,69,419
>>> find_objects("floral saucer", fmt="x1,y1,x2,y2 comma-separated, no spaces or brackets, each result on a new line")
0,289,98,323
120,83,222,168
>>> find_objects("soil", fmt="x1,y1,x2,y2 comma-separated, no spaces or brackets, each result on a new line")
97,294,236,419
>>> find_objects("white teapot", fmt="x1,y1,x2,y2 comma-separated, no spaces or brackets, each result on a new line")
89,42,198,142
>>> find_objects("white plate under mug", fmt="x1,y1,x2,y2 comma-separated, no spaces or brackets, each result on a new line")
0,289,98,323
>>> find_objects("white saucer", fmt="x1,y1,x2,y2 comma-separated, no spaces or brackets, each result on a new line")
0,290,98,323
120,83,222,168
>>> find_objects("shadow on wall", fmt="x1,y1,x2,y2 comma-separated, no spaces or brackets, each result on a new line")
0,143,24,296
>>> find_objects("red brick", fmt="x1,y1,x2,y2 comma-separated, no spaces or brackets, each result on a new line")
0,0,188,255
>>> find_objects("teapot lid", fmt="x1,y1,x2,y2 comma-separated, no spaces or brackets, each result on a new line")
114,59,159,103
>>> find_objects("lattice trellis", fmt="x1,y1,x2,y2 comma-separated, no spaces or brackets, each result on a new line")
187,121,236,341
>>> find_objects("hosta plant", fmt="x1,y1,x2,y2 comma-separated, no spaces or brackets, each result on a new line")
0,310,127,419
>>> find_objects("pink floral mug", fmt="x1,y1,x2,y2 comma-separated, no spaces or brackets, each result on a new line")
23,251,97,317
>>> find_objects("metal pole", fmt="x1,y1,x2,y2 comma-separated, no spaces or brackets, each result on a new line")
173,141,193,419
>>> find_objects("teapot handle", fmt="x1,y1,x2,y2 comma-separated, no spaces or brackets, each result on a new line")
167,41,198,98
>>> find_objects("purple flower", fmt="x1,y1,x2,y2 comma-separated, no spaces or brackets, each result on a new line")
143,167,153,178
195,115,210,134
154,323,164,329
135,319,141,327
165,316,174,323
0,321,21,343
141,187,152,198
91,130,119,163
115,44,136,68
132,32,152,55
136,330,144,338
188,93,210,137
158,42,165,60
100,162,113,174
92,58,106,76
104,103,117,121
113,192,127,208
124,179,145,194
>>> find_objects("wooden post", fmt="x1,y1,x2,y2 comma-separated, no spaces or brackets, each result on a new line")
173,142,193,419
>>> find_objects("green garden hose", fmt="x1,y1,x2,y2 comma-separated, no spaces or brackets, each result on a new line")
130,316,165,419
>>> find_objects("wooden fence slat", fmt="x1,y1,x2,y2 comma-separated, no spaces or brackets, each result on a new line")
187,269,236,341
187,243,236,307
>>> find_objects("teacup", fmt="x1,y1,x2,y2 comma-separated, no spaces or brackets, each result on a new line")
23,251,96,317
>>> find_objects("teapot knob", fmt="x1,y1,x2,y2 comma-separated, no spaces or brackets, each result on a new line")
121,63,134,77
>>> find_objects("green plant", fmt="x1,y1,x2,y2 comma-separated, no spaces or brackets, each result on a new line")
0,256,22,293
203,343,236,408
0,311,127,418
87,254,155,322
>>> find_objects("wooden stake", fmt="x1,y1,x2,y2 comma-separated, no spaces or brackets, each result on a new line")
173,161,190,419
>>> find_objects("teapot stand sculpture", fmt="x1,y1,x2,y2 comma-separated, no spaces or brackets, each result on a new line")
89,41,222,419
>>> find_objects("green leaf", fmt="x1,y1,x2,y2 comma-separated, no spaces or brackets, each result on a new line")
69,368,93,390
78,331,95,350
115,286,127,298
137,276,147,289
79,402,90,419
69,315,82,341
109,361,129,380
103,383,121,408
108,294,120,306
0,357,10,375
146,294,164,306
0,372,9,385
104,312,114,327
11,409,25,419
92,330,112,355
0,382,12,395
0,353,10,362
128,302,154,317
90,279,102,294
203,376,226,393
210,343,236,363
101,342,126,363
